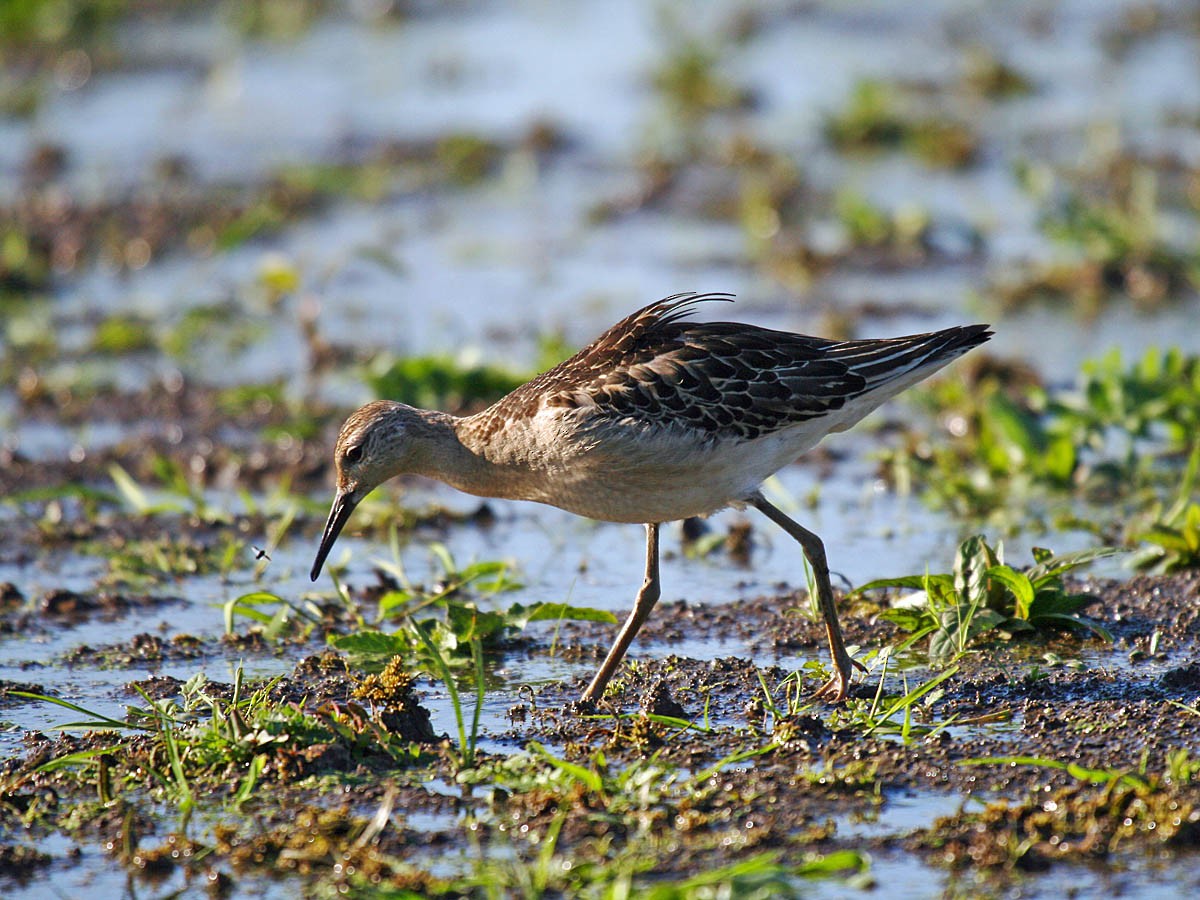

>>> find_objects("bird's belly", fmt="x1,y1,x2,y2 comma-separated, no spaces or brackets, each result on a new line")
539,474,737,523
526,437,793,524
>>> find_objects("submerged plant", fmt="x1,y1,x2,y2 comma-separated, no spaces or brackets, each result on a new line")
856,535,1115,666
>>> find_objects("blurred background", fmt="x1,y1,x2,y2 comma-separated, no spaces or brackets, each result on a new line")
1,0,1198,580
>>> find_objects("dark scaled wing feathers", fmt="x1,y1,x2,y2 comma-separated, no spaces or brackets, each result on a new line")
490,292,990,442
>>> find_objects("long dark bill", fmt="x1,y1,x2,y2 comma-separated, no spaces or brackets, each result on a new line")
310,491,358,581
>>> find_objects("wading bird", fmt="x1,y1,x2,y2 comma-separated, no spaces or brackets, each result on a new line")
311,293,990,703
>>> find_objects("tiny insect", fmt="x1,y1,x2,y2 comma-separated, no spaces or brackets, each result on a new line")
252,546,271,561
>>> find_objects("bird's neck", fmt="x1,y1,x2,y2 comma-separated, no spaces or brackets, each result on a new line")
412,409,533,501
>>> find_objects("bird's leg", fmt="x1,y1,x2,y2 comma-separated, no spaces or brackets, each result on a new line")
579,523,661,705
750,493,865,702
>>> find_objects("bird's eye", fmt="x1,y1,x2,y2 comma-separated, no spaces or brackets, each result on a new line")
345,445,363,463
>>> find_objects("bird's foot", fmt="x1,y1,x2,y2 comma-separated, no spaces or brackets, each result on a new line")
811,656,865,703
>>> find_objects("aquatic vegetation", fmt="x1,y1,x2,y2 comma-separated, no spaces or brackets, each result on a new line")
993,165,1200,312
90,313,155,355
109,460,223,522
1130,499,1200,574
924,752,1200,869
855,535,1115,667
961,47,1034,99
0,0,131,53
433,133,503,184
824,80,979,168
4,661,440,887
364,353,528,412
98,531,245,585
329,546,614,665
460,741,869,895
882,347,1200,536
651,40,753,124
834,189,936,256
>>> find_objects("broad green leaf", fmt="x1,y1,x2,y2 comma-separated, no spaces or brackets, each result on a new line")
985,565,1035,620
985,392,1043,461
329,630,408,659
378,590,417,616
520,602,618,625
852,575,931,595
1041,435,1077,483
954,534,996,607
1028,612,1112,642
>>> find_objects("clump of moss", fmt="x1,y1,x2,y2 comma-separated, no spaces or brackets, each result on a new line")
919,775,1200,870
353,655,439,743
353,655,419,708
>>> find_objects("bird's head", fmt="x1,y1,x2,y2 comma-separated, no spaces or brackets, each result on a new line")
310,400,418,581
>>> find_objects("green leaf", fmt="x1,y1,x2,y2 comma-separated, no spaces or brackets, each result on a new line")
447,604,507,643
795,848,869,878
985,392,1043,461
962,755,1143,788
1028,612,1112,642
985,565,1036,619
852,575,931,595
529,741,603,793
377,590,417,616
954,534,996,607
518,602,618,626
1027,590,1089,617
8,691,149,732
1041,435,1077,483
1138,526,1190,552
877,607,930,633
34,746,126,773
329,630,408,659
1026,546,1121,586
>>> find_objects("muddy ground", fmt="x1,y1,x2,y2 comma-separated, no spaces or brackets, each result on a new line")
1,411,1199,896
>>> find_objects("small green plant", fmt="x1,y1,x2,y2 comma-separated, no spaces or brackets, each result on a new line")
856,535,1115,666
1132,501,1200,574
364,354,526,411
1128,444,1200,573
223,589,324,639
994,166,1200,312
91,313,155,354
328,543,614,667
882,346,1200,529
962,754,1149,790
13,664,430,825
824,79,978,168
109,458,230,524
651,41,751,123
834,190,933,252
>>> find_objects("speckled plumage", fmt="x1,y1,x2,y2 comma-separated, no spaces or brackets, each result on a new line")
312,292,991,704
473,294,989,443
